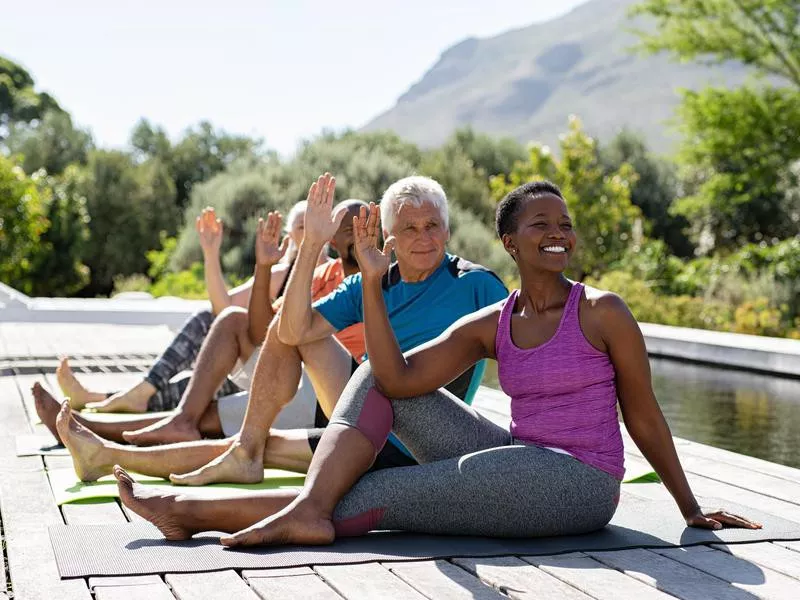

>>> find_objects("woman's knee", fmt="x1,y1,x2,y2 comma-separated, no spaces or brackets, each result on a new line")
214,306,249,332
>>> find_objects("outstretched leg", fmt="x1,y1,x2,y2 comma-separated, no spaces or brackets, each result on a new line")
55,358,108,409
169,318,351,486
123,307,256,445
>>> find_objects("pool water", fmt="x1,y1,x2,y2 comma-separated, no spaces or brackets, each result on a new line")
482,357,800,469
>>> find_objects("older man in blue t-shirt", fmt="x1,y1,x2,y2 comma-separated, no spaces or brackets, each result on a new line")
171,172,507,486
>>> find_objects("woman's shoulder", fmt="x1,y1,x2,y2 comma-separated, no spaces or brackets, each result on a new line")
580,284,634,320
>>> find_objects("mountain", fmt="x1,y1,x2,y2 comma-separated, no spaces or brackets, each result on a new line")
361,0,750,153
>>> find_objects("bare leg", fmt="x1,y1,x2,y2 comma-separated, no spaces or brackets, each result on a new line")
85,380,156,413
34,383,223,444
123,308,256,446
221,425,373,547
56,400,313,481
170,320,351,486
55,358,108,409
114,466,297,540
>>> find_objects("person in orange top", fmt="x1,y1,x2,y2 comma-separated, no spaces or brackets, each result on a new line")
32,201,367,447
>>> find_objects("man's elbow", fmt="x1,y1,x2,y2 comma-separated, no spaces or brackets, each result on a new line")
277,321,302,346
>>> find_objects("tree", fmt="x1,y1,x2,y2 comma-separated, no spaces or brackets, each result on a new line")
630,0,800,89
6,110,93,175
0,56,62,139
599,129,692,256
0,155,47,292
490,117,642,279
444,127,526,177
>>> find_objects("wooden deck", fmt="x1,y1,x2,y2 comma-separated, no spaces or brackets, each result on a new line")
2,322,800,599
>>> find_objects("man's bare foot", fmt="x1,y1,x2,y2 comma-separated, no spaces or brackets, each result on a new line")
113,466,194,541
56,358,106,409
55,401,114,481
122,414,202,446
220,500,335,547
32,382,64,444
85,380,155,413
169,441,264,486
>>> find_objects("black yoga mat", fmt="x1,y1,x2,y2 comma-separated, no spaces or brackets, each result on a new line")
50,494,800,578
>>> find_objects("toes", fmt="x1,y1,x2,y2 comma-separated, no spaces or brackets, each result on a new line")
113,465,135,485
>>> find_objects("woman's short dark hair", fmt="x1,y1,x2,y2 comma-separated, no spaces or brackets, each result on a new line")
495,180,564,237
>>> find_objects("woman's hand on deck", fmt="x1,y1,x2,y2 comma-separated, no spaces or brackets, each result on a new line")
196,207,223,256
685,509,762,530
255,211,289,267
353,202,394,279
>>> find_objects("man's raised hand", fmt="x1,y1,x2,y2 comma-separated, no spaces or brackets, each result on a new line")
196,207,223,256
303,173,348,247
255,211,289,267
353,202,394,279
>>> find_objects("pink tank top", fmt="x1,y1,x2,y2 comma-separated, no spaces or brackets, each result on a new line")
495,284,625,480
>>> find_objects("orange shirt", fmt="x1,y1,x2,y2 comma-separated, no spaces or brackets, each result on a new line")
273,259,366,362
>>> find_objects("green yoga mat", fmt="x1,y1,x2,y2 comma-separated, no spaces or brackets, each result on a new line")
47,467,306,505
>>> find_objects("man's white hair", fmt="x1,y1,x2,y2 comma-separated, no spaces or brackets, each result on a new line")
380,176,449,233
285,200,307,232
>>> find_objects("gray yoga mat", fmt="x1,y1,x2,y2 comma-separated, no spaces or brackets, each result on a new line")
50,494,800,578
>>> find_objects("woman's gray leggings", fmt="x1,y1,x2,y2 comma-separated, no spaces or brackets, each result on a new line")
328,363,620,538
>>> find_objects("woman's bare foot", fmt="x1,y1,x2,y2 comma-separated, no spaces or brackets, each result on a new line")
85,380,155,413
55,401,115,481
122,413,202,446
221,499,335,547
169,441,264,486
56,358,105,409
113,466,194,541
32,382,64,444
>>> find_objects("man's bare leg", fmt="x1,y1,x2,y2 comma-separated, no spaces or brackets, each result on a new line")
169,320,352,486
122,308,256,446
33,383,224,444
55,358,109,409
114,467,298,540
56,402,314,481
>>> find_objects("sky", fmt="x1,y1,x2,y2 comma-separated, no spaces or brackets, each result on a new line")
1,0,587,155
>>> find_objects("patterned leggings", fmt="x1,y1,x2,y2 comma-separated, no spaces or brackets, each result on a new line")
141,310,242,411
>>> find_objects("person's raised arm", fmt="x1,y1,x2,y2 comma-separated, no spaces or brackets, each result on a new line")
354,203,495,398
247,211,289,345
601,294,761,531
197,208,231,315
277,173,342,346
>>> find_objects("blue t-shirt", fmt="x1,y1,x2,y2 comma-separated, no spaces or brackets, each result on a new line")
313,253,508,455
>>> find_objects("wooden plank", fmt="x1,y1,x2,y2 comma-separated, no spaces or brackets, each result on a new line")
712,543,800,581
62,500,128,525
95,584,175,600
386,560,507,599
523,552,677,599
653,546,800,599
90,575,165,588
587,548,756,600
243,567,316,578
0,376,90,600
246,572,342,600
452,556,593,600
166,570,259,600
314,563,428,600
777,541,800,554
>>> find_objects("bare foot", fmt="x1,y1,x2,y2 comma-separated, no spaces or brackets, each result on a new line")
114,466,194,541
56,358,106,409
122,413,202,446
55,401,114,481
220,500,335,547
169,441,264,486
32,382,64,444
85,380,155,413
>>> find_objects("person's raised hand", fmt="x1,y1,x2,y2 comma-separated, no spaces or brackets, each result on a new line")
353,202,394,280
196,207,223,256
255,211,289,267
302,173,347,247
685,508,762,531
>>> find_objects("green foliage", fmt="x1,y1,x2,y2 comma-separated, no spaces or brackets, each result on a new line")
26,167,91,295
447,203,517,285
443,128,526,177
491,116,643,279
0,155,47,291
599,129,692,256
149,262,209,299
630,0,800,87
0,57,62,136
420,145,495,223
75,150,179,294
6,110,93,175
672,86,800,250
